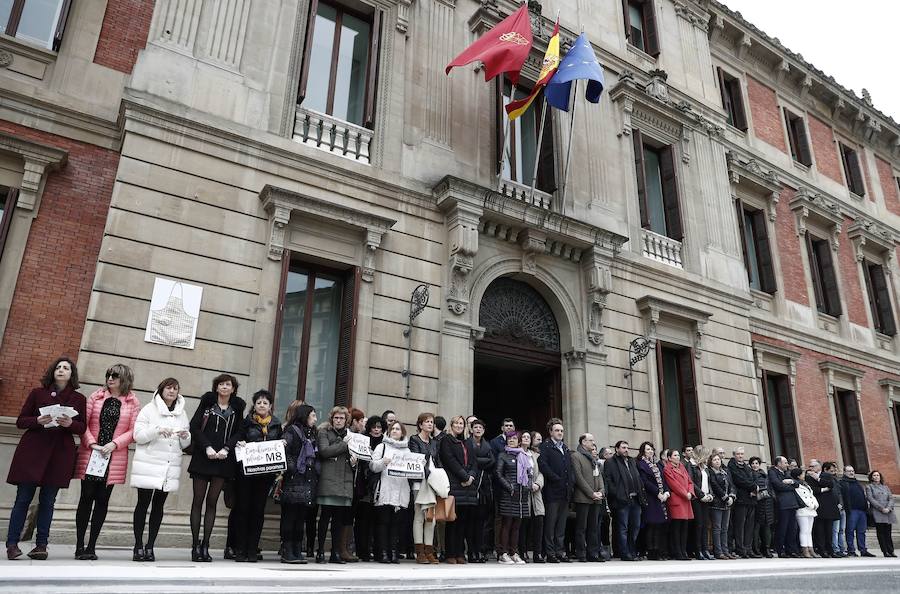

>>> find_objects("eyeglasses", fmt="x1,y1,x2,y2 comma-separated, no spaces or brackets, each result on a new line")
106,372,120,380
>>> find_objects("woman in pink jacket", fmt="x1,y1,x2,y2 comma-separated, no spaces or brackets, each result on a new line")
73,364,140,560
663,449,695,561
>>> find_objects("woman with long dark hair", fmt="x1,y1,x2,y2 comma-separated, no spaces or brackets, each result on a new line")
187,373,245,562
74,363,141,560
663,449,694,561
353,415,384,561
467,418,495,563
6,357,86,561
866,470,897,557
279,401,319,564
130,377,190,561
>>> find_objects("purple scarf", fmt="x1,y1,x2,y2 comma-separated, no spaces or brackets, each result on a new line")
506,446,531,487
293,425,319,475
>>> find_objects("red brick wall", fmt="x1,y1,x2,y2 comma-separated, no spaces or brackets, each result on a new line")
807,115,842,184
746,76,787,153
875,158,898,214
0,122,117,416
753,334,900,490
838,216,869,327
774,186,809,305
93,0,155,74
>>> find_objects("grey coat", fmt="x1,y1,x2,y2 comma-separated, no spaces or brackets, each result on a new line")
316,424,354,500
571,448,605,505
866,483,897,524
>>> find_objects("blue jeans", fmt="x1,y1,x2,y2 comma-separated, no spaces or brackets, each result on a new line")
832,510,846,553
614,499,642,559
6,483,60,547
846,509,868,553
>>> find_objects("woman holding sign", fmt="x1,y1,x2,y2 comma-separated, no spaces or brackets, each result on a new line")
73,364,140,560
368,421,412,563
232,389,283,562
6,357,87,561
130,377,191,561
440,415,478,564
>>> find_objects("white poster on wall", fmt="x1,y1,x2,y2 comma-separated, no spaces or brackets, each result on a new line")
144,277,202,349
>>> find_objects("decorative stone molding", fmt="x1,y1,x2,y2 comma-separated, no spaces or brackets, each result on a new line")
584,250,612,347
819,361,864,400
435,177,483,316
635,296,712,356
726,150,781,221
564,349,586,370
0,132,68,211
752,341,801,386
396,0,413,33
878,378,900,409
469,325,486,349
847,219,896,262
673,1,710,32
0,50,12,68
258,185,396,282
518,229,546,275
789,187,842,250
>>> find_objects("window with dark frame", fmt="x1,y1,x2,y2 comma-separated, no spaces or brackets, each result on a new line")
297,0,381,129
783,108,812,166
893,404,900,455
0,185,19,262
498,80,556,194
270,255,358,414
737,203,776,293
806,234,842,317
862,260,896,336
657,344,701,452
622,0,659,56
761,370,800,463
633,129,682,241
0,0,71,51
833,388,869,474
717,67,748,132
839,142,866,196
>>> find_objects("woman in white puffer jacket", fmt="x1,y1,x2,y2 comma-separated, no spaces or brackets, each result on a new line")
369,421,411,563
129,378,191,561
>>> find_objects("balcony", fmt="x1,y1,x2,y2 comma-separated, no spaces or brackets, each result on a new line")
498,178,553,210
293,107,372,164
641,228,683,268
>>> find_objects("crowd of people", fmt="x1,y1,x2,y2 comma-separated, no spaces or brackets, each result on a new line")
4,357,898,564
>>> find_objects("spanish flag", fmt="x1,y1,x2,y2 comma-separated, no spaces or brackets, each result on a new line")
505,21,560,120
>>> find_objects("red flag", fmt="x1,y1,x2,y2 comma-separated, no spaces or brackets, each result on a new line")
445,4,533,85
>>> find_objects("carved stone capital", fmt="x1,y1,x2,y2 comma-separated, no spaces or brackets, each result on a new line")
0,132,68,211
564,350,587,370
518,229,546,275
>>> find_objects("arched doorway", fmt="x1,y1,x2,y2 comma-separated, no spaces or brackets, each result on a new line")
474,277,562,437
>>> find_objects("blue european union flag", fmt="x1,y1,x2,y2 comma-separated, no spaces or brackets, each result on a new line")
545,33,605,111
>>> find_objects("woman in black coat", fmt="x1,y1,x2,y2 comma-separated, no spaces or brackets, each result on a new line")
232,390,282,562
353,415,384,561
279,402,319,564
808,461,840,557
750,457,774,557
466,419,495,563
188,374,246,562
494,431,531,564
439,415,477,564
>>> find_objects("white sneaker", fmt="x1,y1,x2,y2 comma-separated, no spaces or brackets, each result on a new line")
512,553,526,564
499,553,514,564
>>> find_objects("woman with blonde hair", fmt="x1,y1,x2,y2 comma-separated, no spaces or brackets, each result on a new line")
74,363,141,560
439,415,477,564
315,406,357,563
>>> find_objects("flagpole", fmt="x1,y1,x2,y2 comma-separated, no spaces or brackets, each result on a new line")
498,81,518,187
559,78,578,212
527,99,548,204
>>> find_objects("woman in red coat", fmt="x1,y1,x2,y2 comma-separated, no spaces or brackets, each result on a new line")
663,449,695,560
73,363,141,560
5,357,87,561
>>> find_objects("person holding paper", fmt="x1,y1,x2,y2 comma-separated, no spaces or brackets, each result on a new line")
232,389,283,563
129,377,191,561
187,373,246,562
6,357,86,561
73,364,140,560
280,402,319,564
368,420,411,563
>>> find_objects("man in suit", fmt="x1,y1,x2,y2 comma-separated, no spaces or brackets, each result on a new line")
768,455,800,557
538,417,574,563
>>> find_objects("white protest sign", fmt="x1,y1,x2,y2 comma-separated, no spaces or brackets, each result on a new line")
39,405,79,428
346,433,372,461
85,449,111,478
238,441,287,476
387,451,426,479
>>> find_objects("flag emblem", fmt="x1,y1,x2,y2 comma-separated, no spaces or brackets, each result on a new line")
499,31,530,45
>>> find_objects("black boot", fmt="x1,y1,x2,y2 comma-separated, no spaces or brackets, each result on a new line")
391,549,400,564
200,541,212,562
191,541,202,562
133,544,144,562
143,545,155,562
330,550,346,564
294,541,307,565
223,546,235,560
316,549,326,564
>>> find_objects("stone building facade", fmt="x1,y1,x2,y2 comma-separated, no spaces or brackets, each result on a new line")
0,0,898,546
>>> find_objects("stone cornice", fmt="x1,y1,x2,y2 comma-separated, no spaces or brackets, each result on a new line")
752,341,801,362
636,295,713,356
789,187,844,249
847,219,896,260
0,131,67,210
725,149,780,195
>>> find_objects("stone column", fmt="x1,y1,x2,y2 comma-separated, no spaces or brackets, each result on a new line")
564,350,587,437
584,351,610,447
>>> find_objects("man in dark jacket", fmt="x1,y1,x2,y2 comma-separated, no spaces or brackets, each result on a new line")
768,455,799,557
727,447,758,558
841,466,873,556
538,418,574,563
807,459,839,557
603,440,645,561
490,418,515,457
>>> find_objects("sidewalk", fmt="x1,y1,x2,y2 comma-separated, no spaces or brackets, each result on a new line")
2,544,899,593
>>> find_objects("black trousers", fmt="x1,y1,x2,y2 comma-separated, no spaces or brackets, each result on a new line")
446,506,475,558
732,504,756,555
133,488,169,548
774,507,799,555
317,505,351,553
280,503,310,547
354,501,375,559
643,522,667,558
234,474,272,556
472,502,490,558
693,504,710,553
375,505,400,558
669,519,688,558
543,500,568,559
573,503,602,559
75,481,114,550
812,517,832,555
876,523,895,556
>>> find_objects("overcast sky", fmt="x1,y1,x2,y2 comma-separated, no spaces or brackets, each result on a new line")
720,1,900,122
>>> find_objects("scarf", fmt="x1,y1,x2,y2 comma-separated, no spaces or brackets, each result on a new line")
293,424,319,475
254,413,272,436
577,444,600,475
506,446,531,487
644,457,664,493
